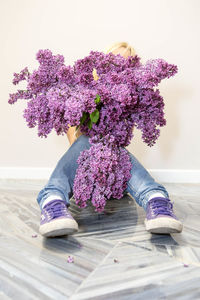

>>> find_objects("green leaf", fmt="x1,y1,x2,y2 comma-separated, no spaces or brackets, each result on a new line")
88,119,92,129
90,109,99,123
80,111,88,124
94,94,101,104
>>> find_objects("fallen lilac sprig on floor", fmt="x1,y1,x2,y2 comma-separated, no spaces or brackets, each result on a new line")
67,255,74,263
32,234,38,238
183,263,189,267
8,49,178,212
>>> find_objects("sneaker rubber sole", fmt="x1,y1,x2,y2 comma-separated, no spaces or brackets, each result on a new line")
39,217,79,237
144,216,183,234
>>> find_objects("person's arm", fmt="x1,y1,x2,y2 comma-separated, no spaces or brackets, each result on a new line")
66,126,77,146
66,126,83,146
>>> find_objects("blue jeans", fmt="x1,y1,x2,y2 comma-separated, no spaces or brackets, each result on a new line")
36,135,169,211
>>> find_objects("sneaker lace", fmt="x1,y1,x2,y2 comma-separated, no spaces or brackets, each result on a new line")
45,201,68,219
149,198,174,217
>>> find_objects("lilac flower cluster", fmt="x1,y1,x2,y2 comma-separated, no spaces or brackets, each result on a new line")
8,49,178,212
73,134,132,212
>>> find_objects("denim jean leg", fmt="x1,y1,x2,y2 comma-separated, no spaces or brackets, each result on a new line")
36,135,92,210
124,149,169,211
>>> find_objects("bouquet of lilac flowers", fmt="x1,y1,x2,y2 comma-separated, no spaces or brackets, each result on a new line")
8,49,178,212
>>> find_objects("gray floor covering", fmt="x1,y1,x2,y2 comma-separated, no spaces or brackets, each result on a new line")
0,179,200,299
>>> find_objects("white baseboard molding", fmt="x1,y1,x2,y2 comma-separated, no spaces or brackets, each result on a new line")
148,169,200,183
0,167,200,183
0,167,53,180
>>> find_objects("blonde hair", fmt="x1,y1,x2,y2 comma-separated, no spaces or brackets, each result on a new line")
104,41,136,57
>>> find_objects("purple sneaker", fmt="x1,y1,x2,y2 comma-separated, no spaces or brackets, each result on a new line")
144,197,183,234
39,199,78,237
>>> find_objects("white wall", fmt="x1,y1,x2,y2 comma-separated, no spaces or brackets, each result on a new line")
1,0,200,181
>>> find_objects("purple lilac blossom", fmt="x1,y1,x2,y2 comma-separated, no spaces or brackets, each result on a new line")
73,138,132,212
8,49,178,212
